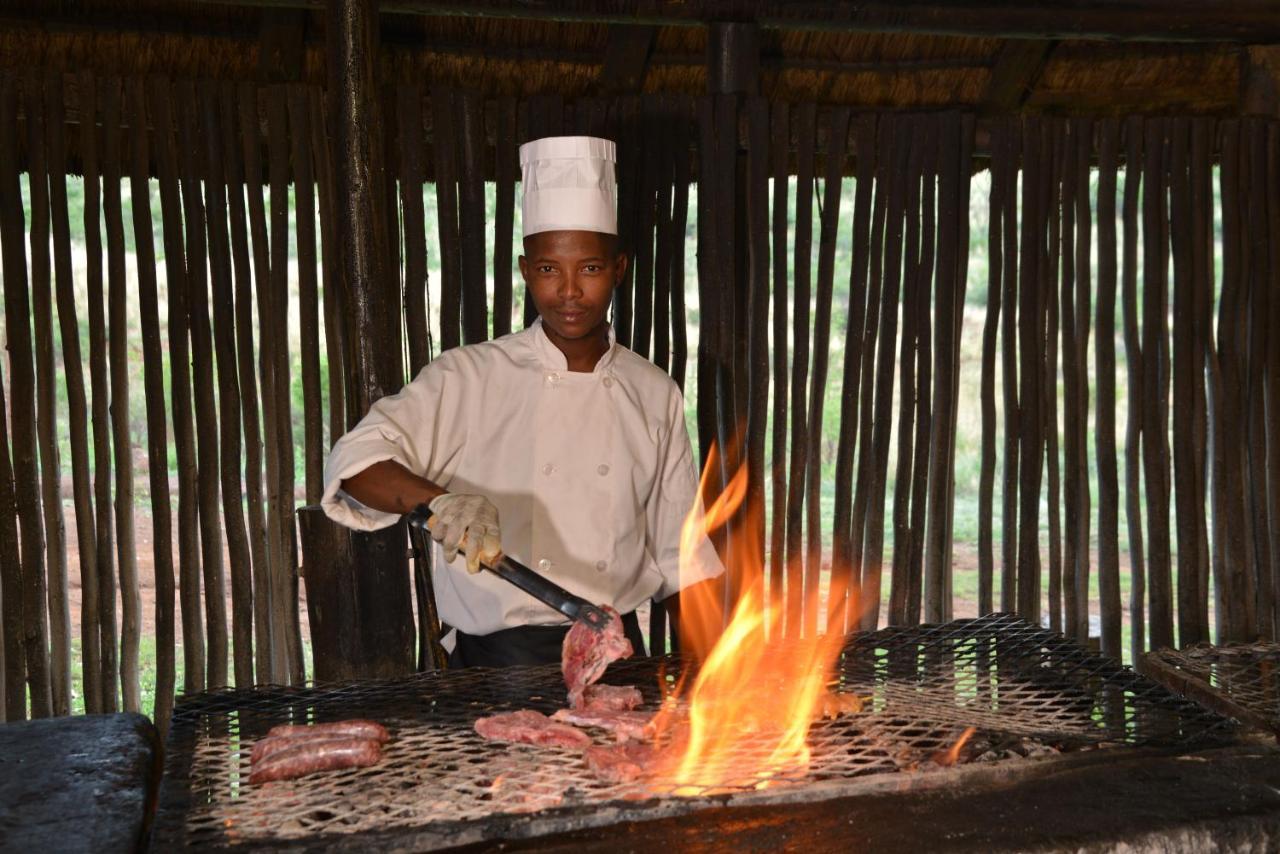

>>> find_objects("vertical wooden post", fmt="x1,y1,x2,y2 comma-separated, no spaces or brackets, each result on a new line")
25,73,72,717
317,0,414,681
329,0,400,416
46,73,101,713
1095,118,1122,659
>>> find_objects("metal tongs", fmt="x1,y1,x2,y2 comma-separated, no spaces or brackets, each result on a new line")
407,504,609,634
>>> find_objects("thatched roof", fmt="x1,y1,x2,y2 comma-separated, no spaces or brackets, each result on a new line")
0,1,1258,116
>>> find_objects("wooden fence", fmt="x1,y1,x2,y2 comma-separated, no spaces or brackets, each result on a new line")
0,71,1277,731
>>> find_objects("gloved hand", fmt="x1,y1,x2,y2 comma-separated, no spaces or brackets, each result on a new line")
426,493,502,574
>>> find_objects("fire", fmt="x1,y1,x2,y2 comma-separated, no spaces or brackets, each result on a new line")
653,445,857,793
933,727,977,767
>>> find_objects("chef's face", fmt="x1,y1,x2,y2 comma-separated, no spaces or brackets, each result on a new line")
520,230,626,343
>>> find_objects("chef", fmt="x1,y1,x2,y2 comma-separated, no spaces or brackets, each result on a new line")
322,135,723,668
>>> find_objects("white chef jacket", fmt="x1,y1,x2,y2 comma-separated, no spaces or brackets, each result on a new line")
321,318,724,636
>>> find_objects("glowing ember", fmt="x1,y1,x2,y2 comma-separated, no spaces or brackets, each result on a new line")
653,445,863,794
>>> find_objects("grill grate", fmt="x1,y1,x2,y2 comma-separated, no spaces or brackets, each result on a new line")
1141,642,1280,739
152,614,1238,849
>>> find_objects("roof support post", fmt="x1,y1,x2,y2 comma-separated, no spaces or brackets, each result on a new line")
328,0,401,424
707,21,760,96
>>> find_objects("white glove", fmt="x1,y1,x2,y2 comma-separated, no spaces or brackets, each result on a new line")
426,493,502,574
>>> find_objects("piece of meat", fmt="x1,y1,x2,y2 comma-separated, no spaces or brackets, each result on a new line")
249,734,333,765
266,719,389,743
584,742,657,784
551,708,652,743
474,709,592,748
248,737,382,784
562,605,633,708
580,684,643,712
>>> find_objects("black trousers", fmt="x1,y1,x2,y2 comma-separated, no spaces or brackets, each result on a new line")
449,611,646,669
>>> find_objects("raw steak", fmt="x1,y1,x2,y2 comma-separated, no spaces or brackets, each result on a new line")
584,742,658,784
580,684,643,712
550,708,652,743
562,605,633,708
474,709,592,749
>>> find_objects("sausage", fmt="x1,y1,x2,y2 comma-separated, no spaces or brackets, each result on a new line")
249,733,339,765
266,719,389,743
248,737,382,784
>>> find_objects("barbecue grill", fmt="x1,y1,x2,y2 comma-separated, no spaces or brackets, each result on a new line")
1141,641,1280,741
152,614,1238,850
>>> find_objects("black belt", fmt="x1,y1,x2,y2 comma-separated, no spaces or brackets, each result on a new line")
449,611,647,669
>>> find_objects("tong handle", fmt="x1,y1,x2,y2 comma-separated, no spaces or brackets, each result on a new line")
406,504,608,634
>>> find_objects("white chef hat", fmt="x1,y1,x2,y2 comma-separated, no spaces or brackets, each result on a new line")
519,135,617,238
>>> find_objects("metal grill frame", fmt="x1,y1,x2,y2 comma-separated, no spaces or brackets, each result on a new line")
1141,642,1280,740
152,614,1238,850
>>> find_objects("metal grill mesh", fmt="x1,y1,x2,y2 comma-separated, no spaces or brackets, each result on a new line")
153,615,1237,848
1142,642,1280,739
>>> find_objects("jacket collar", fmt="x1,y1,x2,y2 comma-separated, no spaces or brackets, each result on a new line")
527,316,618,374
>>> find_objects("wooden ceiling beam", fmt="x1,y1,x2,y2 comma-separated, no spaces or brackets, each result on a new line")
1242,45,1280,117
979,39,1055,115
595,25,656,95
191,0,1280,43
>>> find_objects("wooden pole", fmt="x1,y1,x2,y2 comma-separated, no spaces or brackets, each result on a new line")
1059,118,1080,638
1071,116,1093,642
266,85,305,684
1043,120,1063,635
0,74,33,720
201,82,256,689
744,95,770,626
1142,117,1174,651
127,78,173,720
1095,117,1122,659
1016,117,1045,624
289,85,324,506
768,102,790,633
851,116,891,630
150,77,204,693
630,101,658,360
1265,122,1280,640
1169,117,1202,646
228,82,275,683
493,96,517,340
1122,116,1147,658
1189,117,1214,642
177,79,230,690
890,115,925,625
925,112,964,625
398,84,430,371
862,117,910,632
329,0,400,412
784,102,815,637
979,118,1004,618
670,104,691,394
311,87,347,453
46,73,102,713
999,119,1021,614
214,0,1280,43
805,106,849,635
101,78,139,713
908,118,940,624
25,74,72,717
458,91,489,346
79,70,119,713
829,112,874,635
431,84,462,353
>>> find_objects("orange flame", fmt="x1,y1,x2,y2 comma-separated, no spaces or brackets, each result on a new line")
654,444,857,793
934,727,977,768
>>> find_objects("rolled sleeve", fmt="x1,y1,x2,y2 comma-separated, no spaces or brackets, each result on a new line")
320,359,456,531
649,392,725,601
